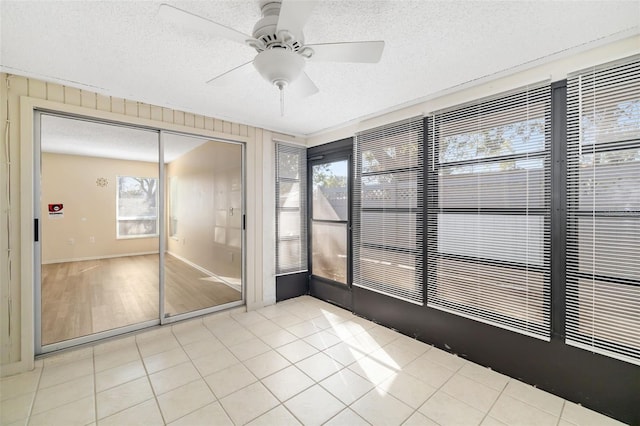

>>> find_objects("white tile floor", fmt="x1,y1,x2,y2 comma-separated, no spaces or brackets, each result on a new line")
0,296,626,426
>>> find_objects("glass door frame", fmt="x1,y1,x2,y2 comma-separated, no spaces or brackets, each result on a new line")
307,141,353,310
33,110,245,354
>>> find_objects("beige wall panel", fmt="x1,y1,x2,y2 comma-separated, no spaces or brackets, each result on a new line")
0,76,8,366
184,113,195,128
174,110,185,125
96,94,111,112
64,87,81,106
46,83,64,103
204,117,214,131
4,74,28,365
214,119,223,132
139,103,151,120
40,153,159,263
231,122,240,136
150,105,163,121
27,79,47,99
194,115,204,129
239,124,248,137
80,90,96,109
125,100,138,117
162,107,174,123
223,121,232,134
111,97,125,114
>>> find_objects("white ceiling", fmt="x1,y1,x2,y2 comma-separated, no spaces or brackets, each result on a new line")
41,114,209,163
2,1,639,137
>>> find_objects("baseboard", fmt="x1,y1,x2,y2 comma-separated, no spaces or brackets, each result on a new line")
42,251,159,265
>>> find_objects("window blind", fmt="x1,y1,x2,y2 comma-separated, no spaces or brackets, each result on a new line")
275,143,308,274
427,84,552,339
353,117,424,304
566,55,640,365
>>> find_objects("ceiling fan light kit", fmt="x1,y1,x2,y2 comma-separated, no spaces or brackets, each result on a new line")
159,0,385,115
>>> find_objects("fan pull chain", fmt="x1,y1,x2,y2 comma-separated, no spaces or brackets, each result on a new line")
280,86,285,116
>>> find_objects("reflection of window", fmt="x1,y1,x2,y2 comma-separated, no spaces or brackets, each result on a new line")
116,176,158,238
427,84,551,339
275,143,307,274
354,117,424,303
168,176,178,238
566,55,640,365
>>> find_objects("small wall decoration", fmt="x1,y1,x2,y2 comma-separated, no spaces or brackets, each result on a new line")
48,203,64,219
96,177,109,187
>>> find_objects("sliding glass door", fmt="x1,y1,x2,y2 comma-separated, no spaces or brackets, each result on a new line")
35,113,244,353
163,134,243,318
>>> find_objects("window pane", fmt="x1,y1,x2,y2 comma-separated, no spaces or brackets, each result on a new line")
432,257,547,326
362,171,418,209
312,222,347,284
275,143,307,274
117,176,158,238
440,115,546,163
279,181,300,208
359,247,417,297
118,219,157,237
438,214,545,266
577,149,640,211
439,158,545,209
361,211,416,250
279,211,301,238
313,160,348,221
574,217,640,280
278,151,301,179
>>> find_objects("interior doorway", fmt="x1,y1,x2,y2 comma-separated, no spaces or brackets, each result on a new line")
35,112,244,353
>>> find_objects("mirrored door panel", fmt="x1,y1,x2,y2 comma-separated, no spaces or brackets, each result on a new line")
163,134,243,317
39,114,160,346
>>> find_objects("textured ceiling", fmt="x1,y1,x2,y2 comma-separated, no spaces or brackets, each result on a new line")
2,1,639,137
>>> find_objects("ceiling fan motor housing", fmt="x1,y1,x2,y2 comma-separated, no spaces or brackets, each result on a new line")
252,0,303,51
253,48,305,86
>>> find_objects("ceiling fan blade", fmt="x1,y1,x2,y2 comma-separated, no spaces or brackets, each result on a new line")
159,4,252,46
276,0,318,38
292,72,319,98
206,61,255,86
307,41,385,63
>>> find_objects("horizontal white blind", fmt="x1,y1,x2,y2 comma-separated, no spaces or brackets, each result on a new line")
427,84,551,339
275,143,308,274
353,117,424,304
566,55,640,365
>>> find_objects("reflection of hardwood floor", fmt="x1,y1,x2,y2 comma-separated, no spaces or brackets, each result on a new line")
41,254,241,345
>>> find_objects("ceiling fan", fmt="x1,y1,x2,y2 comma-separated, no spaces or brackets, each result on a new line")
159,0,385,114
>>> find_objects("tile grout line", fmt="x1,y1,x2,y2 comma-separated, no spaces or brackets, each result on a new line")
477,371,511,425
134,335,168,426
168,321,238,425
556,400,567,426
92,347,98,425
24,359,44,424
